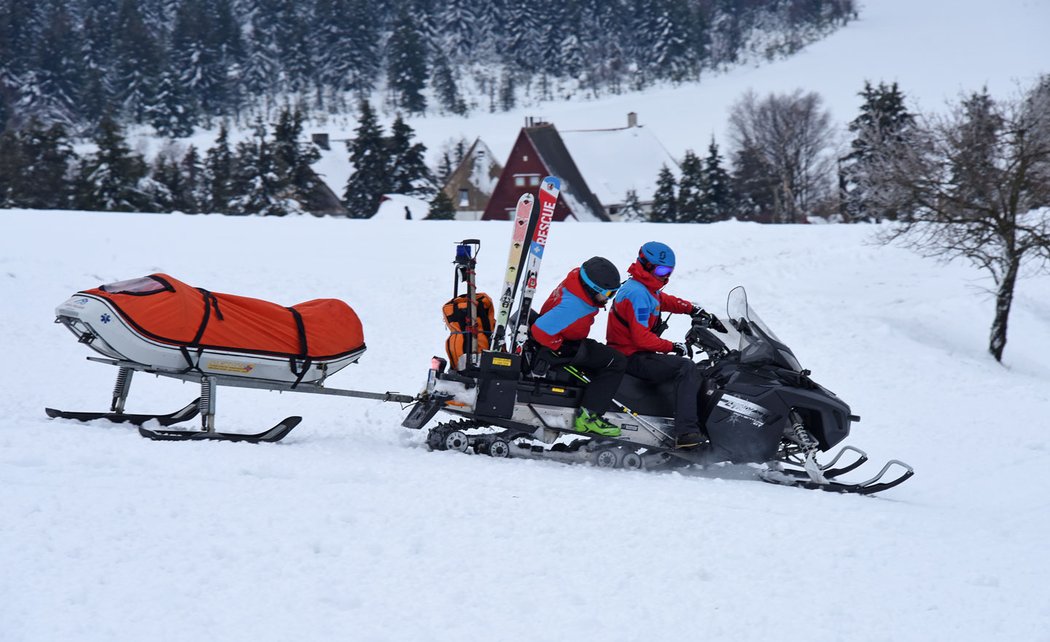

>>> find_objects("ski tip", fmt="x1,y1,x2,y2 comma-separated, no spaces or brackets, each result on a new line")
542,176,561,190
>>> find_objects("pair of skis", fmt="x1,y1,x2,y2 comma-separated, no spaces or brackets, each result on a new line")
491,176,561,354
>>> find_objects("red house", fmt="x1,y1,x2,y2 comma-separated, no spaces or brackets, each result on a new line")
482,119,609,222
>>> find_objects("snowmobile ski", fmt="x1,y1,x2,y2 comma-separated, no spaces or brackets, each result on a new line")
758,459,914,495
45,399,201,427
138,416,302,443
510,176,560,353
492,192,536,352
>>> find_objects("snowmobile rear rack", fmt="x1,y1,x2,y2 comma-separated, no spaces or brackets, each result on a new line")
46,356,417,443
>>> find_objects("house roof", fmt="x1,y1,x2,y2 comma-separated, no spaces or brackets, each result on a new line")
559,126,680,207
443,137,501,196
525,124,609,222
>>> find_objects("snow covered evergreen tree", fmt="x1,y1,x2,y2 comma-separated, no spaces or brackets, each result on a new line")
677,150,705,222
841,81,914,222
387,115,435,197
273,105,323,209
149,68,196,138
699,138,732,222
619,189,647,222
229,118,288,216
74,115,150,211
430,55,467,115
343,99,389,218
427,189,456,220
204,123,235,213
113,0,161,123
650,165,678,223
16,119,75,209
386,9,427,114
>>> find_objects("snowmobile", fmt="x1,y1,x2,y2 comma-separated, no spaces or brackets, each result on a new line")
402,286,914,495
48,274,414,442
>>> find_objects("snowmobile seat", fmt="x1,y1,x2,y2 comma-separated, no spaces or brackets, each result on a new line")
614,374,677,417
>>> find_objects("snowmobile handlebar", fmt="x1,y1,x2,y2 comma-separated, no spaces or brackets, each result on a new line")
685,315,731,361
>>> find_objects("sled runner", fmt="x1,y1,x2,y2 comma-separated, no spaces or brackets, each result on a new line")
49,274,414,442
403,285,915,495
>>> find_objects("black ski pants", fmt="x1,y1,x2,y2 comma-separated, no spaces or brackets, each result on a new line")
626,352,701,436
537,338,626,416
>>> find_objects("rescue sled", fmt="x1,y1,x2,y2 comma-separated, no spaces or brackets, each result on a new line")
49,274,414,442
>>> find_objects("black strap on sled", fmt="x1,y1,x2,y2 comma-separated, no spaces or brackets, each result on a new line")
177,288,220,372
287,307,312,389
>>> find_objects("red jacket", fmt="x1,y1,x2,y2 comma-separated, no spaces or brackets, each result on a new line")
530,268,600,351
606,262,692,356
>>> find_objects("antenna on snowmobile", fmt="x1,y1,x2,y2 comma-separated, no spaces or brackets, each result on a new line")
453,239,482,368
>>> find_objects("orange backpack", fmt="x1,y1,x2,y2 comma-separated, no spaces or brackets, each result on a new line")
443,293,494,370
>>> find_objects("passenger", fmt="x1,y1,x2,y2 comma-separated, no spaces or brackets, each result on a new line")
530,257,626,437
607,242,725,449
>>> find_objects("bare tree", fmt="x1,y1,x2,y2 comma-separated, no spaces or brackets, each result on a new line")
728,89,836,222
870,77,1050,362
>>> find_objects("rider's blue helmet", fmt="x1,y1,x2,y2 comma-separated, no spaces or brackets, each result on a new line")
638,241,675,278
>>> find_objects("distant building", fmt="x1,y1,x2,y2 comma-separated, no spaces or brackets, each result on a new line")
440,138,503,220
482,113,679,222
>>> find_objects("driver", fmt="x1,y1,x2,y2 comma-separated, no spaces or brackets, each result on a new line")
607,242,724,449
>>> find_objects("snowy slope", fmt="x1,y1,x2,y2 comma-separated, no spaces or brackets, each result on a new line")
2,210,1049,641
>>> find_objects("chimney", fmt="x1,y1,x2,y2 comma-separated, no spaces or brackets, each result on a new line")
311,133,330,150
627,112,638,128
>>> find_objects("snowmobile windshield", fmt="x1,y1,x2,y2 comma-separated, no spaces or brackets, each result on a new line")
725,287,803,372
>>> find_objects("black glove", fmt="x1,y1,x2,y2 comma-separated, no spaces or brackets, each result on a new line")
690,304,705,317
692,307,728,334
671,342,687,356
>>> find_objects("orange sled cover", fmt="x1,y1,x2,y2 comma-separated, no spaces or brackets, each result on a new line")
83,274,364,360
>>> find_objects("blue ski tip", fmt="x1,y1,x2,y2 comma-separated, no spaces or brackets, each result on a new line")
543,176,560,189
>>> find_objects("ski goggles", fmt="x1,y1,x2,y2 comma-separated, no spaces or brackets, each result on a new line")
638,253,674,277
580,271,619,302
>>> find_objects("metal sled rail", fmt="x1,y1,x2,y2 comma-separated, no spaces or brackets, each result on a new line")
85,357,416,403
47,357,417,443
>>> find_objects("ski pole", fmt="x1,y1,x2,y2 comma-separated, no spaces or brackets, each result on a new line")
563,366,674,442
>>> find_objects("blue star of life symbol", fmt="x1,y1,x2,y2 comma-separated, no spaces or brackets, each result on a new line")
100,313,112,324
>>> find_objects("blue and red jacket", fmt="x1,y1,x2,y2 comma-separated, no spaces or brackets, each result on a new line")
606,262,692,356
530,268,600,351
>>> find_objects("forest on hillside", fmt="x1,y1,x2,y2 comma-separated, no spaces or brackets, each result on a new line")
0,0,856,135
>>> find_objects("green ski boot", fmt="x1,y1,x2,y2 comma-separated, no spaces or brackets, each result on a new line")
573,408,621,437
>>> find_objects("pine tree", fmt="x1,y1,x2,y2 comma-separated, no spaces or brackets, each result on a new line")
677,150,705,222
148,154,179,212
113,0,161,123
343,99,389,218
74,115,149,211
17,119,75,209
204,123,235,213
273,104,322,209
149,67,196,138
387,115,435,197
386,10,427,113
498,68,516,112
32,3,82,125
731,141,777,222
0,130,24,206
229,118,288,216
426,189,456,220
431,55,466,115
650,165,678,223
619,189,647,222
699,138,732,222
181,145,206,213
841,81,914,222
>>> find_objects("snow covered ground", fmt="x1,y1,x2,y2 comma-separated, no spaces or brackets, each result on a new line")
2,210,1050,641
